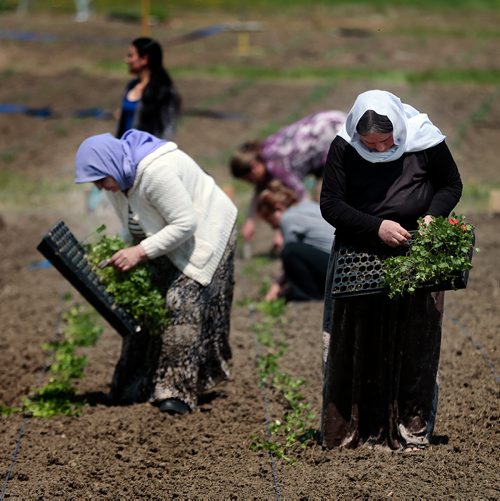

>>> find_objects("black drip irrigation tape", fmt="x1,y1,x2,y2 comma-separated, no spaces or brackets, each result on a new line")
0,417,27,501
0,104,246,122
248,303,281,501
449,314,500,384
0,297,66,501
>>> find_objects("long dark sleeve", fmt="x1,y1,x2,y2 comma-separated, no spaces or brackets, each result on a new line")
425,141,463,216
320,137,383,239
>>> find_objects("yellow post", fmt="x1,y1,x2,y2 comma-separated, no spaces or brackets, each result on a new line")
237,31,250,56
141,0,150,37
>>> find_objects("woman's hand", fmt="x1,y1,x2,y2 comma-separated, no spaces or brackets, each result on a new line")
241,218,256,241
109,244,147,271
272,230,284,252
265,282,282,301
378,220,411,247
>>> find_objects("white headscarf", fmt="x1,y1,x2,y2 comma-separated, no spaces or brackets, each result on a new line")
337,90,445,163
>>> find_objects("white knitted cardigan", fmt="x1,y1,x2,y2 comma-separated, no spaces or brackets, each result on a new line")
106,143,237,286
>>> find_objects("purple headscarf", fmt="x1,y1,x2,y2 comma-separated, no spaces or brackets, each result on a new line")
75,129,166,190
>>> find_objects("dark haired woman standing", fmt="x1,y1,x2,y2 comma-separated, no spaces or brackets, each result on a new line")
116,37,181,140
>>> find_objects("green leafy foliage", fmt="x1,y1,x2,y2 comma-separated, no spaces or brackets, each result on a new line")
240,261,317,463
0,404,17,417
256,298,286,318
84,232,169,335
383,214,475,298
60,306,103,347
250,299,317,464
23,381,82,418
241,256,273,278
22,305,103,417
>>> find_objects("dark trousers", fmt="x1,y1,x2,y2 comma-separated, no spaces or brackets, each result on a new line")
281,242,330,301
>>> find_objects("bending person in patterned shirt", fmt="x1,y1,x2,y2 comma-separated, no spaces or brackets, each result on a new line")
230,110,345,247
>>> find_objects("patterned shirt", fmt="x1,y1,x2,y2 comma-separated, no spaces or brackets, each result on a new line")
259,110,346,198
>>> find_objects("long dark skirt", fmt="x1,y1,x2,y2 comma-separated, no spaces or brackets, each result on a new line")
321,284,444,450
111,229,236,409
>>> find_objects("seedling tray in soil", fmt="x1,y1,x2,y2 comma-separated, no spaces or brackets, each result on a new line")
37,221,140,336
331,236,473,299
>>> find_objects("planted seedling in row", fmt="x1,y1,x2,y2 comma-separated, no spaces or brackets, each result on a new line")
249,299,317,465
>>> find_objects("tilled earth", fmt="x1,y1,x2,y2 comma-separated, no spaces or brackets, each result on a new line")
0,7,499,499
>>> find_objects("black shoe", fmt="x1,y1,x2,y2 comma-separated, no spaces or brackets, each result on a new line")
157,398,191,415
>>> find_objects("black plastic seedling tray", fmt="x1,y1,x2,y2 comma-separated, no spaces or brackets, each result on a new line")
37,221,140,336
331,235,473,299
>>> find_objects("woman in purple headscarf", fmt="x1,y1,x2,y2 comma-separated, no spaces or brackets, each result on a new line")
76,129,237,414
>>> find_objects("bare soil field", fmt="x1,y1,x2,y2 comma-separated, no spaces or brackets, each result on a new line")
0,6,499,499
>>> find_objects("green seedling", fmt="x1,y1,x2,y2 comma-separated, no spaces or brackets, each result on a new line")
384,214,475,298
85,231,169,335
0,404,18,417
250,299,317,464
22,305,103,417
240,255,273,278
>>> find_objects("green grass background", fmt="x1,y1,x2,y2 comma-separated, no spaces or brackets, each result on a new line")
2,0,499,16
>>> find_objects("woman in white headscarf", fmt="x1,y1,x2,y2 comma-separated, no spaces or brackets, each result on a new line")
320,90,463,451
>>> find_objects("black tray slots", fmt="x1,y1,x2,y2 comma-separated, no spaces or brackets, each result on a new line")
332,245,388,297
37,221,140,336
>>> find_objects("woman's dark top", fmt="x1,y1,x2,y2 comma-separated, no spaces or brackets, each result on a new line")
120,95,139,133
320,137,463,244
116,76,181,140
